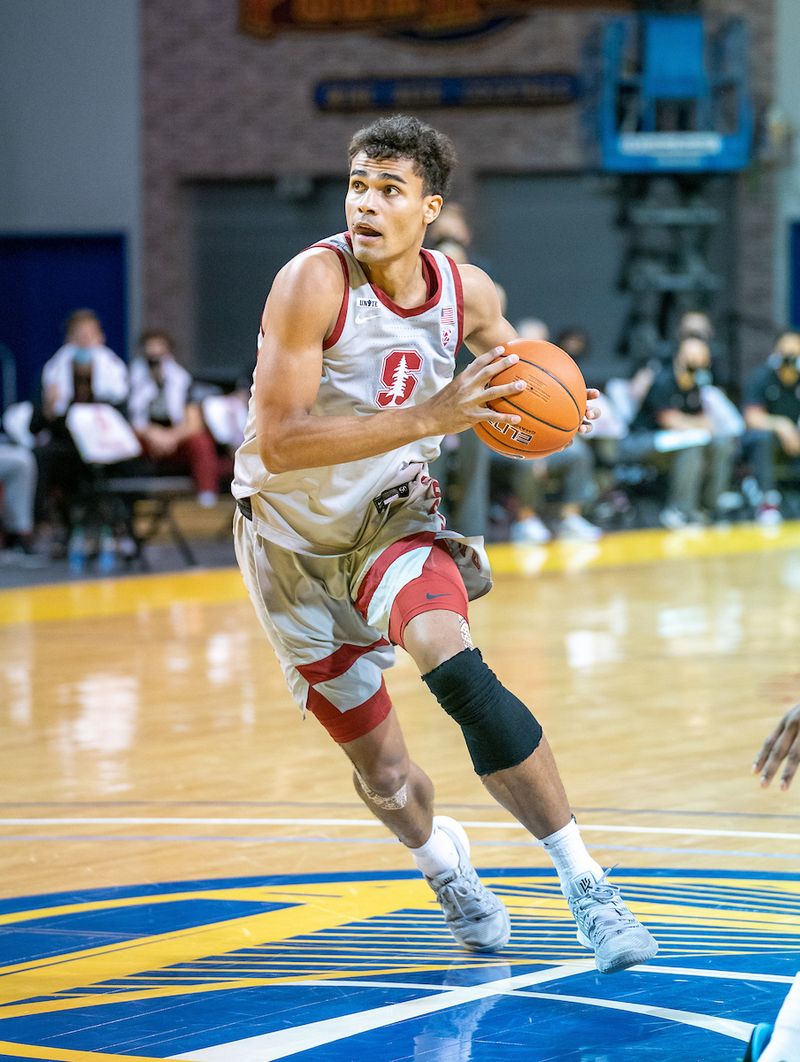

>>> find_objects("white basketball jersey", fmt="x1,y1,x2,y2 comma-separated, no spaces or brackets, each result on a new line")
233,232,464,556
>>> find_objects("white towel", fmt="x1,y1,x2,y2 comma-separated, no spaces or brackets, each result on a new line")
42,344,129,417
128,356,193,430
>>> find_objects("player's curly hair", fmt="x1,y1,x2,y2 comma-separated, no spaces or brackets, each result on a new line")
348,115,457,197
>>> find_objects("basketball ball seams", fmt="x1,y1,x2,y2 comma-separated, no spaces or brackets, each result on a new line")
516,358,585,421
491,395,578,433
474,338,585,459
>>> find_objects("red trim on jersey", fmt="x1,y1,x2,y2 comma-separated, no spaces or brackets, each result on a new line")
306,679,392,743
296,638,390,687
446,255,465,351
354,531,437,621
388,542,469,648
311,242,350,350
342,232,442,319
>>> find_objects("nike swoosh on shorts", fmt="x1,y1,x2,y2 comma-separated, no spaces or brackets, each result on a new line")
425,593,450,600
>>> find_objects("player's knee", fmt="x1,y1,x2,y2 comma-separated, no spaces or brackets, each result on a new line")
422,648,542,776
352,758,409,810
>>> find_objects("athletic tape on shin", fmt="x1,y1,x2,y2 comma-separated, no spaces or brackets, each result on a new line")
422,648,542,776
354,769,409,810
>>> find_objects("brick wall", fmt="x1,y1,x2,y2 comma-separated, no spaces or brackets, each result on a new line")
141,0,775,379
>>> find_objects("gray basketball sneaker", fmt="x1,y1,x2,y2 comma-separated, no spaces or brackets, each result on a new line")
425,816,511,952
568,869,658,974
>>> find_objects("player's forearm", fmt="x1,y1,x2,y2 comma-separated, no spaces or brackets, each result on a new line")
259,405,434,473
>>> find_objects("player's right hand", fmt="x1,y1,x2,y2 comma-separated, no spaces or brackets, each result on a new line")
753,703,800,790
423,349,525,435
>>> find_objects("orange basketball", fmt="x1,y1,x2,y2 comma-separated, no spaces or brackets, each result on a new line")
473,338,587,459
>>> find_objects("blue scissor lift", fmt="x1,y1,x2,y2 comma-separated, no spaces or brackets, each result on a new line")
584,13,754,366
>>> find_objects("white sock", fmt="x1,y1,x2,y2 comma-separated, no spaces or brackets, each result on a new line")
541,818,603,897
410,822,460,879
759,972,800,1062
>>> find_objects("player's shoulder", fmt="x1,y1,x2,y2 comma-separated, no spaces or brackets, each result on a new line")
275,243,345,291
457,262,496,299
267,244,346,323
458,263,502,319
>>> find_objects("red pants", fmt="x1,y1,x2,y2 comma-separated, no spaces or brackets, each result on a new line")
142,430,222,494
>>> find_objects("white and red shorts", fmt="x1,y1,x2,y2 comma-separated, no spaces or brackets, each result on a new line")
233,510,491,744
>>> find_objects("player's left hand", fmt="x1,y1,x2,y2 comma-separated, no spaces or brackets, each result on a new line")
557,389,601,451
577,389,601,435
753,703,800,790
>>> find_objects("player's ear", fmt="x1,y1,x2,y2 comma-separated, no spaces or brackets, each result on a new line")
423,195,443,225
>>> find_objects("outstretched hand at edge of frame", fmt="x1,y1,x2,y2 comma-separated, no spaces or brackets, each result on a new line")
753,704,800,791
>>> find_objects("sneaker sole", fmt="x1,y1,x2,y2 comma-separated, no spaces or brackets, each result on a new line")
577,929,658,974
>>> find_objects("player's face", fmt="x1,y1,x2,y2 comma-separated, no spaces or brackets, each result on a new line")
345,153,442,265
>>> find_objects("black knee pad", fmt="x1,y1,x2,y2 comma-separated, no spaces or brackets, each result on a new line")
422,648,543,776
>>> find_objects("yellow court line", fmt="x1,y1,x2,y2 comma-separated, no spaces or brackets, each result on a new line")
0,880,426,1006
0,1042,173,1061
0,960,530,1021
1,522,800,628
0,568,246,627
489,520,800,577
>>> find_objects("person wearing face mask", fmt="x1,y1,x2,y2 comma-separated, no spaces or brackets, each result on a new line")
742,330,800,526
128,330,222,507
622,336,736,528
33,310,130,548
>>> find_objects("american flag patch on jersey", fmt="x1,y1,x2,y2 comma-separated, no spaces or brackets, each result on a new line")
441,306,455,324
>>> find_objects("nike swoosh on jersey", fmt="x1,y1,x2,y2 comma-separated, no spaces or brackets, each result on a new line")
355,312,381,324
425,592,450,600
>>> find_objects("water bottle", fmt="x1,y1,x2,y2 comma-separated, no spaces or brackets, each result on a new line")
97,527,117,574
67,527,87,574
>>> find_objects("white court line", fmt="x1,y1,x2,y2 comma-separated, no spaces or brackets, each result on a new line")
2,816,799,842
170,964,593,1061
514,989,752,1043
170,963,753,1060
637,965,796,984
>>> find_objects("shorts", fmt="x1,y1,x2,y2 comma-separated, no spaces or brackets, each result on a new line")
233,508,491,744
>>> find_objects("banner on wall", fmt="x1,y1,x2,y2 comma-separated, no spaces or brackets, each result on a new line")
239,0,634,39
315,73,580,111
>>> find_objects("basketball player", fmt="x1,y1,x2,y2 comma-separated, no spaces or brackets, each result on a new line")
744,703,800,1061
233,115,657,974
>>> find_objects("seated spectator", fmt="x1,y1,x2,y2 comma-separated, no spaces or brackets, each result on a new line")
501,437,601,543
0,441,37,555
41,309,129,420
502,325,602,543
622,336,736,528
743,329,800,525
677,310,714,343
128,330,222,507
34,309,129,540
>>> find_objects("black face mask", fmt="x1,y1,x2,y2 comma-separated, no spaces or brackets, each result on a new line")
146,356,163,371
